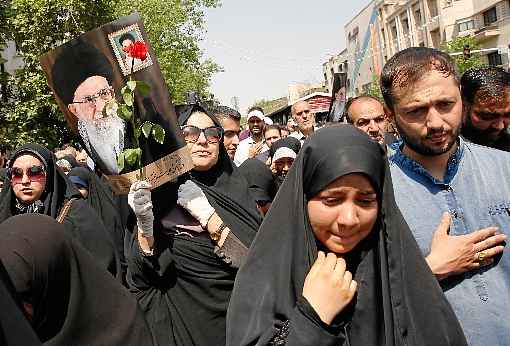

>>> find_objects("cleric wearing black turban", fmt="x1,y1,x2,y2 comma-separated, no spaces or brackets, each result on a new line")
51,40,125,174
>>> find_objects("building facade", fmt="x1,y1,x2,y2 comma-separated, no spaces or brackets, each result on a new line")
323,0,510,98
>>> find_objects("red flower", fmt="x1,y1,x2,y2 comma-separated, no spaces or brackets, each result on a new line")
123,41,148,61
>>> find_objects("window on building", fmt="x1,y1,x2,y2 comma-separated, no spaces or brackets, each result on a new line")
483,7,497,26
488,52,502,66
458,20,474,32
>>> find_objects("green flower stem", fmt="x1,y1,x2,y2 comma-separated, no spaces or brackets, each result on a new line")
130,57,144,180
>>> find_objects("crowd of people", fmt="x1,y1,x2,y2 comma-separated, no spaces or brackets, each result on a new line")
0,47,509,345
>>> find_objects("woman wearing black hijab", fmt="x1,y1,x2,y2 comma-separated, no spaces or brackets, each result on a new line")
0,144,119,276
238,158,276,216
126,105,262,346
227,125,467,345
268,136,301,189
0,214,153,346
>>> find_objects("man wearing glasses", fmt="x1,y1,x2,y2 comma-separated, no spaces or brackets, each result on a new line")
52,42,125,174
290,100,316,145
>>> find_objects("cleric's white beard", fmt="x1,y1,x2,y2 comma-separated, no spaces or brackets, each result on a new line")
78,115,125,174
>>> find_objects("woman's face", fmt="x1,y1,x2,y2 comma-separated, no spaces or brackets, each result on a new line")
11,154,47,205
307,173,378,254
186,112,220,172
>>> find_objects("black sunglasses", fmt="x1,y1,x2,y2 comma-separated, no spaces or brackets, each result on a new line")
181,125,223,144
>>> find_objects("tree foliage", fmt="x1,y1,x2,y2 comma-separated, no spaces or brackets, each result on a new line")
1,0,116,149
0,0,220,150
366,74,382,101
442,36,485,74
115,0,221,105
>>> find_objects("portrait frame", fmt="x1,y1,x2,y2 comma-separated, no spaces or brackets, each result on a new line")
108,23,154,76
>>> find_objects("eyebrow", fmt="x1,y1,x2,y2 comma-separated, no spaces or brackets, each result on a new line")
401,97,456,110
321,188,376,195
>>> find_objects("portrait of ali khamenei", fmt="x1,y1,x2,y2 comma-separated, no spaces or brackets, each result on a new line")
51,41,125,175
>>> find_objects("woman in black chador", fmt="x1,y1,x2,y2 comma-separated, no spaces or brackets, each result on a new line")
0,144,119,276
227,125,467,346
0,214,153,346
126,105,262,345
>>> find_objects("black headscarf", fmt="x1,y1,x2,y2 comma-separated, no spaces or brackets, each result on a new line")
227,125,467,345
177,105,262,245
0,144,119,276
0,214,153,346
0,260,42,346
0,143,81,219
238,158,276,203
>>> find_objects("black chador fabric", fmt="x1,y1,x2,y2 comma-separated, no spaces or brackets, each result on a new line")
238,158,276,203
0,144,119,276
0,260,42,346
227,125,467,346
126,105,262,346
69,167,126,278
0,214,153,346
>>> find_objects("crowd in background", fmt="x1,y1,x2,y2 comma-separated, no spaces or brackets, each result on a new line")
1,47,510,346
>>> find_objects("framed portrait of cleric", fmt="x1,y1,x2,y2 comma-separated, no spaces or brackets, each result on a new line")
327,72,347,123
108,23,153,76
40,13,193,194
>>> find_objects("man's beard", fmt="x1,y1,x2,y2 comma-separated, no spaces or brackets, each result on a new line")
78,114,125,174
396,120,459,157
462,113,501,145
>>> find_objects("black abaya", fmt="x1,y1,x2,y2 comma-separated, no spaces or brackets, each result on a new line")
0,144,119,276
69,167,126,278
226,125,467,346
0,214,153,346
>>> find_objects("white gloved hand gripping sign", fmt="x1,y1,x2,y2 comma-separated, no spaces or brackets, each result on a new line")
177,180,215,228
128,180,154,238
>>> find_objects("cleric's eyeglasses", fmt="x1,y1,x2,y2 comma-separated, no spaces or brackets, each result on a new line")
72,87,114,106
181,125,223,144
9,166,46,185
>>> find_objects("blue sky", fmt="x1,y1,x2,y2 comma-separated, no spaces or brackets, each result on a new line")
200,0,371,113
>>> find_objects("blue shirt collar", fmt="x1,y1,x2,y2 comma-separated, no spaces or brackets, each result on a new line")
388,137,465,185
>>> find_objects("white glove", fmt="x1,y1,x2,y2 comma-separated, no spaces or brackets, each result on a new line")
177,180,215,227
128,181,154,237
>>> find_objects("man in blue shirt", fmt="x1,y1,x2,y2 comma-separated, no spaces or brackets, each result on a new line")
382,47,509,345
